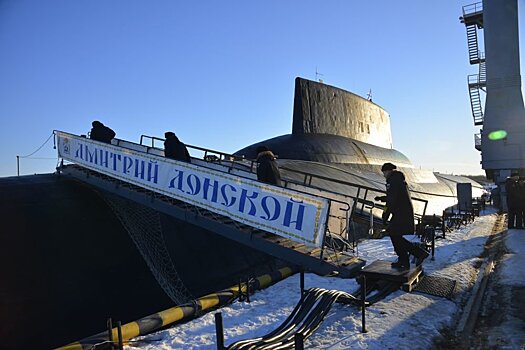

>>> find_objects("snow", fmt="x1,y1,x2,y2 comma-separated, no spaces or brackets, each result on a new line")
125,208,525,349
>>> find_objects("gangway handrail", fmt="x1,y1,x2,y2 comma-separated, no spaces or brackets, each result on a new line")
58,131,354,217
55,131,357,251
138,133,433,205
65,131,428,233
128,133,429,226
139,134,244,162
56,130,435,258
278,165,429,217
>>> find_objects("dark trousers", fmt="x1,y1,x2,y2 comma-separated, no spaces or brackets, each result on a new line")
508,206,523,228
390,234,426,264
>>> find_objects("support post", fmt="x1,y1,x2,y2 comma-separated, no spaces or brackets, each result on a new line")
361,275,367,333
431,226,436,260
238,279,244,302
107,318,113,344
214,312,225,350
300,270,305,301
117,321,123,350
16,156,20,177
441,211,446,239
294,332,304,349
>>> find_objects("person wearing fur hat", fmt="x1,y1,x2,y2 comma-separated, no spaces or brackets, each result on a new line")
375,162,429,269
90,120,116,144
255,146,282,186
164,131,191,163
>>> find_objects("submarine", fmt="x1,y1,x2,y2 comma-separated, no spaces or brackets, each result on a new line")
234,77,484,216
3,77,484,350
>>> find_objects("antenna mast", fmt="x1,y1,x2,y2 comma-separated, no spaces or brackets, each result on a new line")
315,67,324,83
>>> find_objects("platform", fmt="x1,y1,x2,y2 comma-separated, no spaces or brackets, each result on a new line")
359,260,423,292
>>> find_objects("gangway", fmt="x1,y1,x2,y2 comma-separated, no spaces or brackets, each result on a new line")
55,131,366,278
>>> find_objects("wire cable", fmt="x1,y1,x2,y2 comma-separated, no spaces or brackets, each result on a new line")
18,132,55,158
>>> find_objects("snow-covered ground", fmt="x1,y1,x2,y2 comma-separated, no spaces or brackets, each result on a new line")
125,209,525,349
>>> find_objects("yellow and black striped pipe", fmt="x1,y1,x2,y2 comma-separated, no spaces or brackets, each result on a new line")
56,266,296,350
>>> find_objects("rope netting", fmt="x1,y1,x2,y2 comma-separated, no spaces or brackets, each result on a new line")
101,192,193,304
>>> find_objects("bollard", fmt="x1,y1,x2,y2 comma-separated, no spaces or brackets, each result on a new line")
214,312,225,350
117,321,124,350
361,275,367,333
300,270,305,301
107,318,113,344
294,332,304,349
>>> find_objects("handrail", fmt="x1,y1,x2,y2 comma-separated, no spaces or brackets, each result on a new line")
137,133,431,220
139,134,244,162
56,130,353,247
474,133,482,147
57,130,434,247
462,2,482,17
280,165,428,205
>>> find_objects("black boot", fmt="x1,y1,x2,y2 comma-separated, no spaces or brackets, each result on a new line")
391,254,409,269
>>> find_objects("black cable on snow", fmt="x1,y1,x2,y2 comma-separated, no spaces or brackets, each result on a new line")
226,288,361,350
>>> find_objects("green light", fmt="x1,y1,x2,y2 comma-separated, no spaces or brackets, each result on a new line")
488,130,508,140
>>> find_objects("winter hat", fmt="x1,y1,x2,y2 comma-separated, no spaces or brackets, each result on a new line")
256,145,270,154
381,162,397,171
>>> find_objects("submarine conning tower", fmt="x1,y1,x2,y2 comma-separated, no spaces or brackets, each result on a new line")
292,77,393,149
235,77,412,168
460,1,525,203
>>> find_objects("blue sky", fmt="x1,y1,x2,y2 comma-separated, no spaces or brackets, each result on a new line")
1,0,523,177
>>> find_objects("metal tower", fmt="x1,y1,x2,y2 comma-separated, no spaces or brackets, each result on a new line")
460,0,525,205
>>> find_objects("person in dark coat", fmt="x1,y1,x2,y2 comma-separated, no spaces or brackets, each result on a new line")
90,121,116,144
505,176,521,228
517,177,525,229
375,162,428,269
256,146,282,186
164,132,191,163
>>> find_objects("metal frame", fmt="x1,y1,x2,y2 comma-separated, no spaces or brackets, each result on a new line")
60,165,365,278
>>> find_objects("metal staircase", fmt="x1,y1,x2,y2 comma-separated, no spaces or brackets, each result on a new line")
460,2,485,143
466,24,483,64
468,73,485,126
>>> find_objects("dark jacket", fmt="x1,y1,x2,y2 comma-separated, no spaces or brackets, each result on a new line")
385,170,414,235
90,124,115,144
256,151,282,186
164,135,191,162
505,176,520,209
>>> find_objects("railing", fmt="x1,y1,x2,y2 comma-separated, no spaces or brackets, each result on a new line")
279,165,428,219
56,131,354,250
474,133,482,149
139,135,244,162
138,133,429,236
70,131,430,244
462,2,482,17
468,74,482,86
